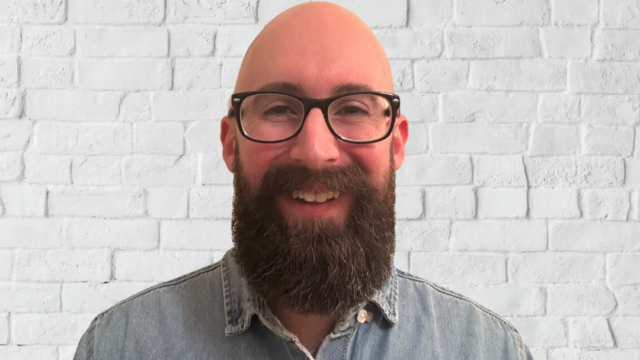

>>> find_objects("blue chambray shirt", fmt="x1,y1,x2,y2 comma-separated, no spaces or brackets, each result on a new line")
74,250,533,360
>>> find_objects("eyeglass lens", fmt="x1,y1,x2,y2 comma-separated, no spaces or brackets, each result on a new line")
239,94,393,142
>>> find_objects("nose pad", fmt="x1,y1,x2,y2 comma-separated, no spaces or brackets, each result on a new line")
289,108,339,168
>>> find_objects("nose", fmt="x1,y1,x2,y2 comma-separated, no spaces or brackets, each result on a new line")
289,107,340,169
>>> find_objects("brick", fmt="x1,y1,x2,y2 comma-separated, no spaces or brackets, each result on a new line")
545,27,592,58
474,155,527,187
549,349,640,360
395,187,423,220
0,186,45,217
119,92,151,122
79,60,171,90
571,62,640,93
414,60,468,92
596,30,640,61
222,58,243,87
375,28,442,59
20,58,72,88
451,220,546,251
200,152,233,185
48,187,144,217
554,0,599,25
67,219,158,249
114,250,213,281
0,251,12,280
0,0,66,23
405,123,428,155
608,254,640,285
166,0,256,24
425,187,475,219
456,0,550,26
76,0,164,24
551,221,640,251
582,189,630,221
123,155,196,187
549,285,617,315
185,121,219,152
610,318,640,347
508,318,567,348
190,187,232,219
582,125,634,156
0,152,23,181
174,58,222,90
170,27,216,57
395,221,450,251
72,156,122,185
390,60,413,91
0,57,18,87
152,90,228,121
634,192,640,221
0,120,31,151
540,94,581,123
13,313,94,345
162,220,231,250
77,27,168,57
583,95,640,126
398,93,438,123
603,0,640,28
447,28,540,59
530,125,579,156
134,123,184,155
442,92,537,123
26,90,121,121
450,285,545,316
326,0,406,27
0,346,58,359
0,313,6,344
257,0,309,24
511,253,604,283
16,249,111,281
526,157,624,187
23,153,70,184
58,346,77,359
397,156,472,186
0,90,22,118
431,124,527,154
21,27,73,56
394,252,409,272
412,253,506,285
568,317,614,348
477,187,527,219
470,60,566,91
215,26,263,57
37,123,133,155
62,282,152,312
529,188,580,219
147,188,188,218
0,283,60,312
615,286,640,315
408,0,453,26
0,26,20,54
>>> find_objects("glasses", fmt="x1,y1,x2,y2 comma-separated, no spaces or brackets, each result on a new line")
229,91,400,144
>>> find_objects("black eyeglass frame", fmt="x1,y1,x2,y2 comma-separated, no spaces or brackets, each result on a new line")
229,91,401,144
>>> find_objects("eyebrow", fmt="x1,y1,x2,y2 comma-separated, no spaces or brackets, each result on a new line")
256,82,375,97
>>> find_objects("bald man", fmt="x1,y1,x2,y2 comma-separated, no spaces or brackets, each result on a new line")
75,3,532,360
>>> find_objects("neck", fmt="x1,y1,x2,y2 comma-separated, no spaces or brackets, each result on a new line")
268,301,338,357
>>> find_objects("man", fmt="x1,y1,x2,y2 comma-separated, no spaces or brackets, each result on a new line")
75,3,533,359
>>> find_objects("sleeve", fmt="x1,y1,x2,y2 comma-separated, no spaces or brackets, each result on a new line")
74,320,96,360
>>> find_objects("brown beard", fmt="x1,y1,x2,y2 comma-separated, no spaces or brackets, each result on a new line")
231,147,396,316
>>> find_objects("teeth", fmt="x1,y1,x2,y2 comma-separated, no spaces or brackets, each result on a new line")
292,190,339,203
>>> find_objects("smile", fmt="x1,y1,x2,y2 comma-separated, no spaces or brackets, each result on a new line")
292,190,340,203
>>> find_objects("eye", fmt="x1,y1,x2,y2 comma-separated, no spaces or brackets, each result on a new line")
264,104,298,116
335,104,369,117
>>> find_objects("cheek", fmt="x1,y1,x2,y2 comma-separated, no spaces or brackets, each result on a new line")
237,141,288,187
344,142,393,186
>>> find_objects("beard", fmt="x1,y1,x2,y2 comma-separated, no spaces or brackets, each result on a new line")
231,146,397,316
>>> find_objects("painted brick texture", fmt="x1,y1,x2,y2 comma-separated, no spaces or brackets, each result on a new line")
0,0,638,358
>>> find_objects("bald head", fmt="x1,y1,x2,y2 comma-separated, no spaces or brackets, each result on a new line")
234,2,393,95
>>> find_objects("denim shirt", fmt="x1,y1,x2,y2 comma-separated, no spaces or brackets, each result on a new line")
74,250,533,360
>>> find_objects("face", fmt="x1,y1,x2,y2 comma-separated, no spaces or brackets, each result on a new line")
219,3,409,315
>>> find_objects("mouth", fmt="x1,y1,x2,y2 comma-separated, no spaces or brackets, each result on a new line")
291,190,340,203
277,187,350,220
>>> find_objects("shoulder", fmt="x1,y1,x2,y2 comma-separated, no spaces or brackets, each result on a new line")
395,269,531,360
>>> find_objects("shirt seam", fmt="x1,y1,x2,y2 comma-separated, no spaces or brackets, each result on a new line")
396,270,527,360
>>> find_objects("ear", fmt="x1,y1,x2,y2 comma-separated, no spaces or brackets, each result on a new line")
220,115,236,173
392,113,409,171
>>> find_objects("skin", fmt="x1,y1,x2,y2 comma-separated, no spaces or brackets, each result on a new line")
219,2,409,357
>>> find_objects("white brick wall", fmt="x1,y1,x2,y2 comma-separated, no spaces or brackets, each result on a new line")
0,0,638,358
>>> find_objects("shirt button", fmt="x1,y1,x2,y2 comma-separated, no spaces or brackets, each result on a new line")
357,309,368,323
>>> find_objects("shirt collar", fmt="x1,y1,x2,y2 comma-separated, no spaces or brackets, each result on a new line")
221,249,399,336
